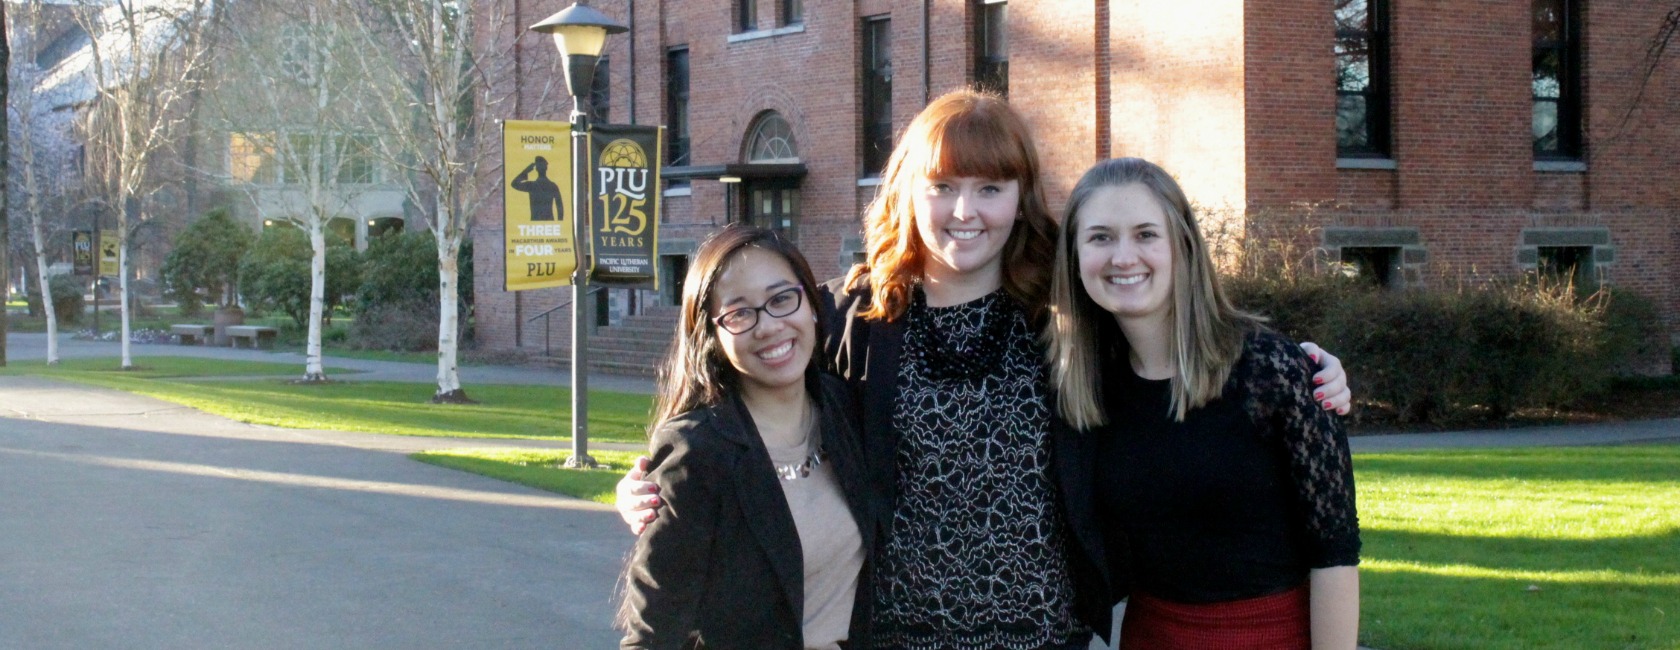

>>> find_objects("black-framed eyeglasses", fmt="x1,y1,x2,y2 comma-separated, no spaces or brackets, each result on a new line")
712,287,804,335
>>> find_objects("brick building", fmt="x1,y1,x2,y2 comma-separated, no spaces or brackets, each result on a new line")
473,0,1679,374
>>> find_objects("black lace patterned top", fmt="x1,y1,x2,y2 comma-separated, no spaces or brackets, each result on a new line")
872,288,1088,650
1094,329,1361,604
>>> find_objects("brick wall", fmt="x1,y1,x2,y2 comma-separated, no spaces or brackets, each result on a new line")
474,0,1680,368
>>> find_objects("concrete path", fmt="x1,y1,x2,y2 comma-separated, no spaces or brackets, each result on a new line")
0,376,632,649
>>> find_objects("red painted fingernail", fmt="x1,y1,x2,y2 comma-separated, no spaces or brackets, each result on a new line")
1323,401,1333,409
648,497,660,506
1311,354,1320,362
1315,391,1325,400
1314,377,1325,385
649,485,659,493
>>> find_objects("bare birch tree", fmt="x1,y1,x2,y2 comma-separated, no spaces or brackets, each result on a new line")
6,0,81,365
205,0,376,382
73,0,214,369
340,0,512,402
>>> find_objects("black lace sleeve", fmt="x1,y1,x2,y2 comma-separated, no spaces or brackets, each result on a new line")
1242,331,1361,568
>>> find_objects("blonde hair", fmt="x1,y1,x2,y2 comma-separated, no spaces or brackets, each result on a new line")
844,89,1057,322
1047,158,1264,426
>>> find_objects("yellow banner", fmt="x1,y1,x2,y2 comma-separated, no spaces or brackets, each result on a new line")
99,230,119,276
502,120,576,291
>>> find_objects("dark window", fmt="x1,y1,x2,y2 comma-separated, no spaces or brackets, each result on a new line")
974,1,1008,96
1340,247,1401,289
783,0,803,25
862,16,893,176
1538,246,1594,290
590,58,611,124
666,48,691,185
1335,0,1390,157
738,0,757,32
1533,0,1582,159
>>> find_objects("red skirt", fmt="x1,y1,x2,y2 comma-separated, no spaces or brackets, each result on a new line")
1119,584,1310,650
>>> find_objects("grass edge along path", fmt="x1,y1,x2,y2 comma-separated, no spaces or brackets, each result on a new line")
0,357,653,444
411,448,643,505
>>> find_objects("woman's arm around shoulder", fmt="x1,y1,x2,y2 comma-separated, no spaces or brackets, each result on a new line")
1243,332,1361,567
618,413,728,650
1244,333,1362,650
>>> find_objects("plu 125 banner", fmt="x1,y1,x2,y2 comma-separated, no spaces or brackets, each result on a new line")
587,124,663,288
502,119,577,291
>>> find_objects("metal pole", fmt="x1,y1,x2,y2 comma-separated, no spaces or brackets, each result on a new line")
566,106,597,469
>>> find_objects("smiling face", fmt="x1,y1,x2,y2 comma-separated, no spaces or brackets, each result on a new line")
912,175,1021,292
1075,183,1176,328
709,247,815,398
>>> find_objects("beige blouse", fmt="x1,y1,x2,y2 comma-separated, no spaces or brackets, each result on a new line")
766,438,865,650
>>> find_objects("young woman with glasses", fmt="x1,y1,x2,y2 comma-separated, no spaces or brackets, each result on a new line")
618,90,1354,648
616,225,875,650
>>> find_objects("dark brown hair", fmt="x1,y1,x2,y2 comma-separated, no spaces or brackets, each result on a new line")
651,224,825,427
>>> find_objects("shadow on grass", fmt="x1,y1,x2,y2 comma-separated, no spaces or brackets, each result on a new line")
1357,446,1680,483
1364,527,1680,578
1362,558,1678,650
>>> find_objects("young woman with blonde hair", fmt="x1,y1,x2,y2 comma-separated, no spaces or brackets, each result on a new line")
1048,157,1360,649
619,92,1355,648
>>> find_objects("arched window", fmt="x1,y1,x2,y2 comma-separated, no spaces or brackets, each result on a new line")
746,112,798,163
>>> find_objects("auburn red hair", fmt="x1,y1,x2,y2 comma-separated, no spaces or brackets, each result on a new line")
844,89,1056,322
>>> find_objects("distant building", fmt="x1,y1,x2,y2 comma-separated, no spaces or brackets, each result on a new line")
474,0,1679,374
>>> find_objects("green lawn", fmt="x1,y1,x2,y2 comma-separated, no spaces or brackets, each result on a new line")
1,356,654,443
411,448,644,504
1356,446,1680,649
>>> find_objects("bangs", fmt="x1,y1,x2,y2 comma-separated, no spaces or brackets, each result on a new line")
916,107,1032,181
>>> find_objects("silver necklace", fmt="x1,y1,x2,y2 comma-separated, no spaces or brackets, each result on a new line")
772,398,822,481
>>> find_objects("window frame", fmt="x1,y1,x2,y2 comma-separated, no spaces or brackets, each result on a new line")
665,47,692,186
1532,0,1584,160
782,0,802,26
737,0,757,32
973,0,1008,97
861,15,893,177
1335,0,1392,159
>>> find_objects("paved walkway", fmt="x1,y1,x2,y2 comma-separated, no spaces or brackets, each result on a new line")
0,375,628,649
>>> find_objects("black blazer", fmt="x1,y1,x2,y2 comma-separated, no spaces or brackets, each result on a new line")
817,277,1120,642
619,373,876,650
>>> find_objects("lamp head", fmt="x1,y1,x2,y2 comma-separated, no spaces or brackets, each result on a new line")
530,4,628,59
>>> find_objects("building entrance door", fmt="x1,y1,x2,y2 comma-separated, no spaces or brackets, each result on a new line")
745,179,800,243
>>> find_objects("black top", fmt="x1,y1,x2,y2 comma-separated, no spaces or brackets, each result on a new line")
1093,329,1360,604
871,289,1085,649
819,278,1113,647
618,373,877,650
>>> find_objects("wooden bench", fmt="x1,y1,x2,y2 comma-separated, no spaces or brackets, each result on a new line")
170,324,214,345
225,325,279,349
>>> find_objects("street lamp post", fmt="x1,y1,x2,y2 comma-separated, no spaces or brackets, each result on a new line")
531,4,627,470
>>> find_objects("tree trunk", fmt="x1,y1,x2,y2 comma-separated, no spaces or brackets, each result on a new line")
302,217,327,382
118,198,133,369
431,218,471,404
31,223,58,365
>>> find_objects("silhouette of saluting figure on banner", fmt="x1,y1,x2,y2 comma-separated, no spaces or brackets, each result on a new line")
511,156,563,221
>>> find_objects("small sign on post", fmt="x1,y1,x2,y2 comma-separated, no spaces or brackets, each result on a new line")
99,230,119,277
72,231,95,276
587,124,663,289
502,120,577,292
